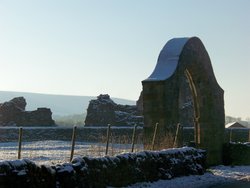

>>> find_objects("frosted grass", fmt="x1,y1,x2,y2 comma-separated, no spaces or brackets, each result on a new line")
0,140,143,165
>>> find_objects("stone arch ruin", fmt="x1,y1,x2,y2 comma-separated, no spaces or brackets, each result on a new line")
142,37,225,165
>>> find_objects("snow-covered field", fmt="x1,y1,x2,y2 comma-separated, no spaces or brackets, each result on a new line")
0,140,143,165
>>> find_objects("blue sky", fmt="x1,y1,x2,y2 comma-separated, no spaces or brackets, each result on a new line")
0,0,249,119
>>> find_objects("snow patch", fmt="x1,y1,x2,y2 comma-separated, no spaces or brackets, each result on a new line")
125,165,250,188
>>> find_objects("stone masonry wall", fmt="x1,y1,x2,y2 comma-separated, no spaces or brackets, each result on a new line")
223,142,250,165
0,147,206,188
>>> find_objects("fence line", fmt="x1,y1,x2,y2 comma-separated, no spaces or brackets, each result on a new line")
226,128,250,143
2,124,247,163
12,125,144,162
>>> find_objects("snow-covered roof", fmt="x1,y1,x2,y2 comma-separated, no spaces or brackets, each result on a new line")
144,37,189,82
225,122,246,128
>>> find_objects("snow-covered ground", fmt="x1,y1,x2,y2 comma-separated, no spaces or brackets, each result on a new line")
0,140,143,165
126,165,250,188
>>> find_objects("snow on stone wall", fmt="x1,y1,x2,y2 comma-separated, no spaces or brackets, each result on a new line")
0,147,206,188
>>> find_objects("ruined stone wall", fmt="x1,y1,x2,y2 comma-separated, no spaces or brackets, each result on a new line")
0,97,55,126
85,94,143,126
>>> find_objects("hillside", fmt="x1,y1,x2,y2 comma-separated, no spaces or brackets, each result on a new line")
0,91,135,117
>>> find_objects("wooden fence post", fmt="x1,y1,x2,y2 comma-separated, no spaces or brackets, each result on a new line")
105,124,111,155
70,126,77,162
18,127,23,159
151,123,158,150
248,129,250,142
181,124,184,146
229,128,233,142
173,123,181,148
131,124,138,152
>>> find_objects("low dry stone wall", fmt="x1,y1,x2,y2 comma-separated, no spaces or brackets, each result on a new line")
0,147,206,188
0,127,143,142
223,142,250,165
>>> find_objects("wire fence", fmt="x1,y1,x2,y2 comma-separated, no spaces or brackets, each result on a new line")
0,124,249,164
0,125,145,164
226,128,250,143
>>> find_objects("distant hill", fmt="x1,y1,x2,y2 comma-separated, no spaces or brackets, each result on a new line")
0,91,136,116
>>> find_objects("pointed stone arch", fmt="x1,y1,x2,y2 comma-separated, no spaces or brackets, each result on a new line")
142,37,225,165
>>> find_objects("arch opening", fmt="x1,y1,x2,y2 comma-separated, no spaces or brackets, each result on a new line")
184,69,200,145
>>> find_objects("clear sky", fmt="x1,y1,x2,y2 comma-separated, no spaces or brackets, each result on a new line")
0,0,249,119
